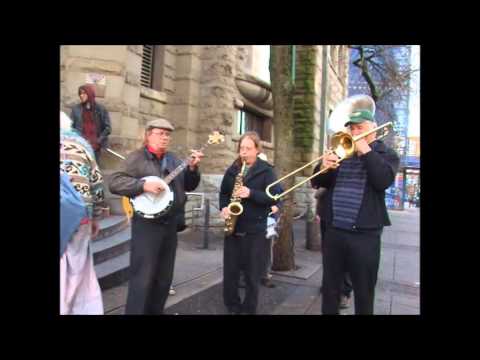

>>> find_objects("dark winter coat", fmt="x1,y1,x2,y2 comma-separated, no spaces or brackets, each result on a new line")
109,147,200,218
220,158,278,234
310,140,400,231
70,102,111,149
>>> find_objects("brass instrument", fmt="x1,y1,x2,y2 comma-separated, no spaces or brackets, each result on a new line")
266,95,393,201
224,160,247,235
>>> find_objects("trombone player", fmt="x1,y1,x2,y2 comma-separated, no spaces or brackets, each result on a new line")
311,107,400,315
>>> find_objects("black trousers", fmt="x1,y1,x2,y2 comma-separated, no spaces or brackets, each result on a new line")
223,232,267,314
125,215,178,315
320,220,353,299
321,226,381,315
261,235,274,279
342,273,353,298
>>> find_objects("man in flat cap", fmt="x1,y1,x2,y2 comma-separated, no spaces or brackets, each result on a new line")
109,118,204,314
310,107,399,315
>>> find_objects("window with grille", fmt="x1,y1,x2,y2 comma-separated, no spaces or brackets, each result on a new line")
141,45,165,91
237,109,272,142
141,45,154,88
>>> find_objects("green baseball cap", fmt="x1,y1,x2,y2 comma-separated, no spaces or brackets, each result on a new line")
345,109,374,126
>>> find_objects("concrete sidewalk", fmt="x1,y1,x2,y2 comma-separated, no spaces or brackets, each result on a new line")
102,208,420,315
102,229,226,315
330,208,420,315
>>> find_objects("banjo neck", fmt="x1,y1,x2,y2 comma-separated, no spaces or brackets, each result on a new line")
163,141,210,185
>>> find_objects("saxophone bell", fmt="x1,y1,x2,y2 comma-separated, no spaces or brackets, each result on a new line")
227,202,243,216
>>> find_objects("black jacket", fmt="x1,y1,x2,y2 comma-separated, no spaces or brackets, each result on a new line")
310,140,400,231
220,158,278,234
109,148,200,218
71,102,112,148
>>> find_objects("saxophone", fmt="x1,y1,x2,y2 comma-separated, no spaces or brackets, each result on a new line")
224,160,247,236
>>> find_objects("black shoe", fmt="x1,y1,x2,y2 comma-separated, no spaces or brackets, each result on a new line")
339,295,351,309
227,305,242,314
261,278,276,288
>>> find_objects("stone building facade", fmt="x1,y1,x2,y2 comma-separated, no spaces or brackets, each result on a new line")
60,45,349,229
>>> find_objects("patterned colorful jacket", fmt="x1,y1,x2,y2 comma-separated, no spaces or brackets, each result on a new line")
60,128,105,219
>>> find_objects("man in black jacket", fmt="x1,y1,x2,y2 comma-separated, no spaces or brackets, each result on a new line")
311,109,399,314
109,118,203,314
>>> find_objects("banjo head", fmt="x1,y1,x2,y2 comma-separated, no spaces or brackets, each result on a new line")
130,176,174,219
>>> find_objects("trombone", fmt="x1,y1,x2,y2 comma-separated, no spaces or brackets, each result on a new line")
265,121,393,201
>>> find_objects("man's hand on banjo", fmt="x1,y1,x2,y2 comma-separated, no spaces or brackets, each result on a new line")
143,179,165,195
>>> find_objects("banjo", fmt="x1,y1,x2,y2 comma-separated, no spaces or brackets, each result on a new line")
113,131,224,219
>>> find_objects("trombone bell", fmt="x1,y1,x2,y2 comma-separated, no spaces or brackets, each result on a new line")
265,122,393,201
331,132,354,159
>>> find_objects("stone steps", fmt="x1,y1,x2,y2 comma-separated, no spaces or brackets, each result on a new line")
95,252,131,290
93,214,131,290
96,215,129,241
93,226,131,265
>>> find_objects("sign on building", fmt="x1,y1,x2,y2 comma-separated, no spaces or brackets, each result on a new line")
86,73,106,97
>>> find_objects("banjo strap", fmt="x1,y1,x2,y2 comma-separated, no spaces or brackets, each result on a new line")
159,155,168,177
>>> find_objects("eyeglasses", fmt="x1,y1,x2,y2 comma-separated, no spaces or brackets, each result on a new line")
150,130,171,138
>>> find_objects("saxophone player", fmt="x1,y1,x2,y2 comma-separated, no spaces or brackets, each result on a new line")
219,131,279,315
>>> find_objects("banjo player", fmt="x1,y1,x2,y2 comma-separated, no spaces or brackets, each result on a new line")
109,118,203,315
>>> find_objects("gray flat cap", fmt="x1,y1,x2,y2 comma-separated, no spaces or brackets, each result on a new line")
146,118,175,131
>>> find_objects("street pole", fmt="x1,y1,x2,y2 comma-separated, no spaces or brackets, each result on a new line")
401,167,407,210
305,202,321,251
201,198,210,249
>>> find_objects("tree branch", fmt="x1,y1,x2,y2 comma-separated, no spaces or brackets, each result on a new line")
361,67,379,101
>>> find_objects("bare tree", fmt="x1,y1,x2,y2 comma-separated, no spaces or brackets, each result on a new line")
269,45,295,271
349,45,417,122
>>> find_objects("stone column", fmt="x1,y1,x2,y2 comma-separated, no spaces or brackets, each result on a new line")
196,46,238,169
167,45,201,157
195,46,239,229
